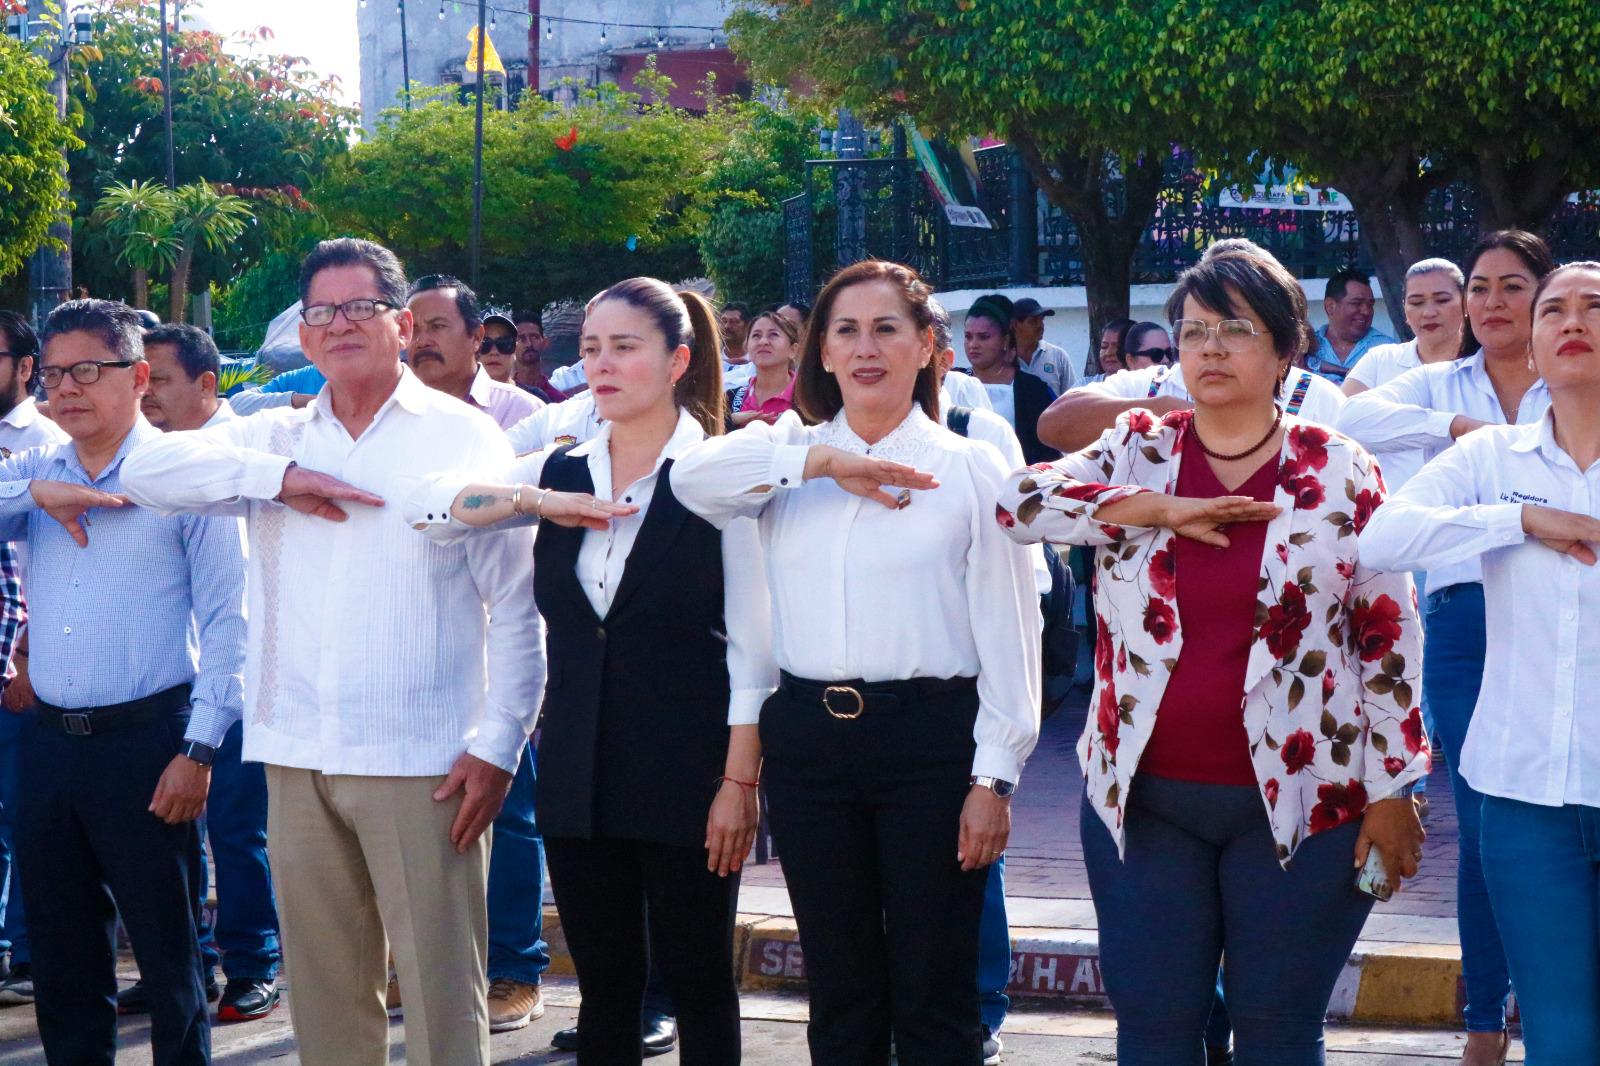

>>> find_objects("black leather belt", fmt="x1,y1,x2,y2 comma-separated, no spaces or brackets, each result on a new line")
36,683,192,737
778,671,976,720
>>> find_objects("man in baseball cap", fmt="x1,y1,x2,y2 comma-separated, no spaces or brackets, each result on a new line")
1011,297,1076,395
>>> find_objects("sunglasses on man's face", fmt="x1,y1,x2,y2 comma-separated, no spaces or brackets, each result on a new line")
478,337,517,356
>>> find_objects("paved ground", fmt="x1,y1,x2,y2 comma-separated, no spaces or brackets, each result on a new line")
0,977,1523,1063
743,693,1464,952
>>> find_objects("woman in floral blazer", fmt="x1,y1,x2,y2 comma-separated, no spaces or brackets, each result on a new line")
997,249,1429,1066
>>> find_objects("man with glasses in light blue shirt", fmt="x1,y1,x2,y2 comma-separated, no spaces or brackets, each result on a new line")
0,299,247,1066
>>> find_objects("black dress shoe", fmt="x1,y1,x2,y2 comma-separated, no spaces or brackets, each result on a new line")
550,1015,678,1055
117,976,221,1015
642,1012,677,1056
217,978,281,1023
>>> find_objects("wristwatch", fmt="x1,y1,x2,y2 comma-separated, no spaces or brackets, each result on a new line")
179,740,217,767
970,775,1016,799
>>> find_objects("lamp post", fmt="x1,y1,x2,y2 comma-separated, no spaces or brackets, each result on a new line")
470,0,487,288
159,0,175,187
10,2,93,326
398,0,411,110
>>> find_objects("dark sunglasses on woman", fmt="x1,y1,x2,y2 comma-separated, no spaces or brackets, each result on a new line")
478,337,517,356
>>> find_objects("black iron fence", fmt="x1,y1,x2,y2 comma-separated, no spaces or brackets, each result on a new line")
782,146,1600,303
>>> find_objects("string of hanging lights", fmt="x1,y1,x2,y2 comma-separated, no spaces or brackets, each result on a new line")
356,0,725,50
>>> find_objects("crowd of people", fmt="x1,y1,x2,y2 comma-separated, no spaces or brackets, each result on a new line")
0,225,1590,1066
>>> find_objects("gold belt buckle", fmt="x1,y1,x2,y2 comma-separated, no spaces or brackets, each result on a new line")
822,685,865,720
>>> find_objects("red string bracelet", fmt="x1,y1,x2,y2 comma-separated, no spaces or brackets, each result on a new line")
716,776,760,791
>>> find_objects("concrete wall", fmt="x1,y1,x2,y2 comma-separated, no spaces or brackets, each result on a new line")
357,0,733,134
937,278,1394,373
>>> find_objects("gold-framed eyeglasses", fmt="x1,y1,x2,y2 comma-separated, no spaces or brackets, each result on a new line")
1174,319,1264,352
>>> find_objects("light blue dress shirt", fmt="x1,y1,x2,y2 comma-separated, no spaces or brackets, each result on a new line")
0,419,246,746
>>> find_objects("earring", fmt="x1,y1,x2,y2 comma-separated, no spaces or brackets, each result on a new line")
823,364,833,373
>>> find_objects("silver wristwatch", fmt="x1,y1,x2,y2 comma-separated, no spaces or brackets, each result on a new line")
970,775,1016,799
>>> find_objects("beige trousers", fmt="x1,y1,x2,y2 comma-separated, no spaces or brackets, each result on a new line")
265,765,491,1066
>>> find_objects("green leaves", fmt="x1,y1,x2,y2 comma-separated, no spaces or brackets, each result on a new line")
0,36,75,283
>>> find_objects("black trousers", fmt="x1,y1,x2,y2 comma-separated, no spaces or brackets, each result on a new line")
545,836,741,1065
18,709,209,1066
761,680,987,1066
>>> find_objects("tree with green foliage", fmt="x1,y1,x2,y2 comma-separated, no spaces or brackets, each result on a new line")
88,179,179,308
0,35,77,286
315,73,728,311
695,101,821,309
67,0,353,302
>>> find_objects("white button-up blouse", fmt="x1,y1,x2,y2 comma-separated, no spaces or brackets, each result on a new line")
1360,411,1600,808
669,406,1042,783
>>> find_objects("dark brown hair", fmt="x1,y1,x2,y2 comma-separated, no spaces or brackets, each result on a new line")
750,306,800,347
1165,251,1315,364
1460,230,1557,355
794,260,940,424
589,277,725,435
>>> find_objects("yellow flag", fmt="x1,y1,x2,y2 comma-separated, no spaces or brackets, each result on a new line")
465,26,506,77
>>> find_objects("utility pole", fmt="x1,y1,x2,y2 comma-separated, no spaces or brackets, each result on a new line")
470,0,487,288
398,0,411,110
160,0,175,187
526,0,539,100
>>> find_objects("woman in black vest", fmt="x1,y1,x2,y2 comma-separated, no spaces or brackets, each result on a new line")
406,277,776,1065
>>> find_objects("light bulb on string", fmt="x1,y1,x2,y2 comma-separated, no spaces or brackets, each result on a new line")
437,0,445,19
599,23,607,42
544,18,552,40
655,27,664,50
489,8,495,28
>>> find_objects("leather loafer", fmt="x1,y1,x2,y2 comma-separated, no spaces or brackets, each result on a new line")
642,1011,677,1056
217,978,281,1023
550,1014,678,1055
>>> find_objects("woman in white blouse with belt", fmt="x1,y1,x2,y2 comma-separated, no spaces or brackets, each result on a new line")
671,259,1042,1066
1362,261,1600,1065
405,278,778,1065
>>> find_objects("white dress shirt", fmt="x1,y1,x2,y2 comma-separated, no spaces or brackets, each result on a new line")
1078,363,1347,427
1343,340,1427,489
506,392,602,455
982,382,1017,429
722,360,757,389
670,406,1042,782
408,408,778,726
1360,412,1600,808
942,369,994,412
1337,350,1551,594
120,368,544,777
0,397,67,456
1018,339,1078,395
549,360,588,393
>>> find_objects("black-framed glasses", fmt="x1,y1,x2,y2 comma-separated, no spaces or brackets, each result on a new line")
478,336,517,356
1131,346,1177,363
38,360,136,390
1174,319,1264,352
299,299,395,327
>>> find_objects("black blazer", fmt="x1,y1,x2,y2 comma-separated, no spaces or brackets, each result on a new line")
1011,370,1058,465
532,448,733,847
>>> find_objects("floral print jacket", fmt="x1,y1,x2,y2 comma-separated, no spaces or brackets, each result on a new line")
997,409,1429,865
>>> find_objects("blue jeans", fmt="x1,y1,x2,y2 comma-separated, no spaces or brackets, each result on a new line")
978,855,1009,1034
0,709,28,965
487,742,549,985
196,722,281,981
1082,776,1373,1066
1424,583,1509,1032
1481,797,1600,1063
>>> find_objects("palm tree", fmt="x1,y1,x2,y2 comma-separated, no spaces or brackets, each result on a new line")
167,183,253,324
89,180,180,311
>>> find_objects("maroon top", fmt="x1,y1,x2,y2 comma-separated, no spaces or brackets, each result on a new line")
1139,450,1279,786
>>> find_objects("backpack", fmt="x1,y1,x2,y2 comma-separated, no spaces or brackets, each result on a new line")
947,406,1079,721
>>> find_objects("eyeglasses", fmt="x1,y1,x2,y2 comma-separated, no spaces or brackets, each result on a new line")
1130,346,1176,363
478,337,517,356
38,359,136,390
299,299,395,327
1174,319,1264,352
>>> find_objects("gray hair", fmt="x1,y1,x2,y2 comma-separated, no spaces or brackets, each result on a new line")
1202,238,1278,266
41,299,146,363
927,296,953,351
1405,257,1465,292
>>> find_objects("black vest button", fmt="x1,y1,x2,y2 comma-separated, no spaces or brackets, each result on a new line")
597,626,606,640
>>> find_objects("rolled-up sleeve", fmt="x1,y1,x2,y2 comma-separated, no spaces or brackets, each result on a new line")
400,449,550,546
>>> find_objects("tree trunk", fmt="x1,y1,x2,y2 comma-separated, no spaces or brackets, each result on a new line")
1468,143,1575,234
132,267,149,310
1012,133,1165,375
170,244,194,324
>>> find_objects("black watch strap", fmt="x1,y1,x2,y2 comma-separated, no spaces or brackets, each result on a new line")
180,740,217,767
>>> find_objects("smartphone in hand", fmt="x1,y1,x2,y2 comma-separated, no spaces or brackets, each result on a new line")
1355,846,1394,901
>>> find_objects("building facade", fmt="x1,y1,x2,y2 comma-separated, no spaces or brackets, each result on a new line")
356,0,743,135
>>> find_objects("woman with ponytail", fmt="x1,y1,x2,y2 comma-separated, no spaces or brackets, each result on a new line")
404,277,778,1065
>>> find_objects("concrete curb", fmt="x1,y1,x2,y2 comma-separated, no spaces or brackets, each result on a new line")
538,905,1496,1028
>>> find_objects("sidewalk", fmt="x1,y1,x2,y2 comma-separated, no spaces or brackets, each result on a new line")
544,693,1485,1028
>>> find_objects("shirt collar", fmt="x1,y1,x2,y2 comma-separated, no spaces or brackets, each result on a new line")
572,407,706,462
62,417,162,484
201,399,236,429
308,364,429,427
467,366,495,408
2,397,41,429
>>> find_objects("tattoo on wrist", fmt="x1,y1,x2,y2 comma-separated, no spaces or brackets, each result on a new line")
462,493,498,510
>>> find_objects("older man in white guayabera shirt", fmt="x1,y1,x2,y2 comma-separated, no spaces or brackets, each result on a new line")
121,238,544,1066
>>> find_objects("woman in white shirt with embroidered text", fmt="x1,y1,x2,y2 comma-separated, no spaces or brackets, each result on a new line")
671,259,1041,1066
1362,262,1600,1065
